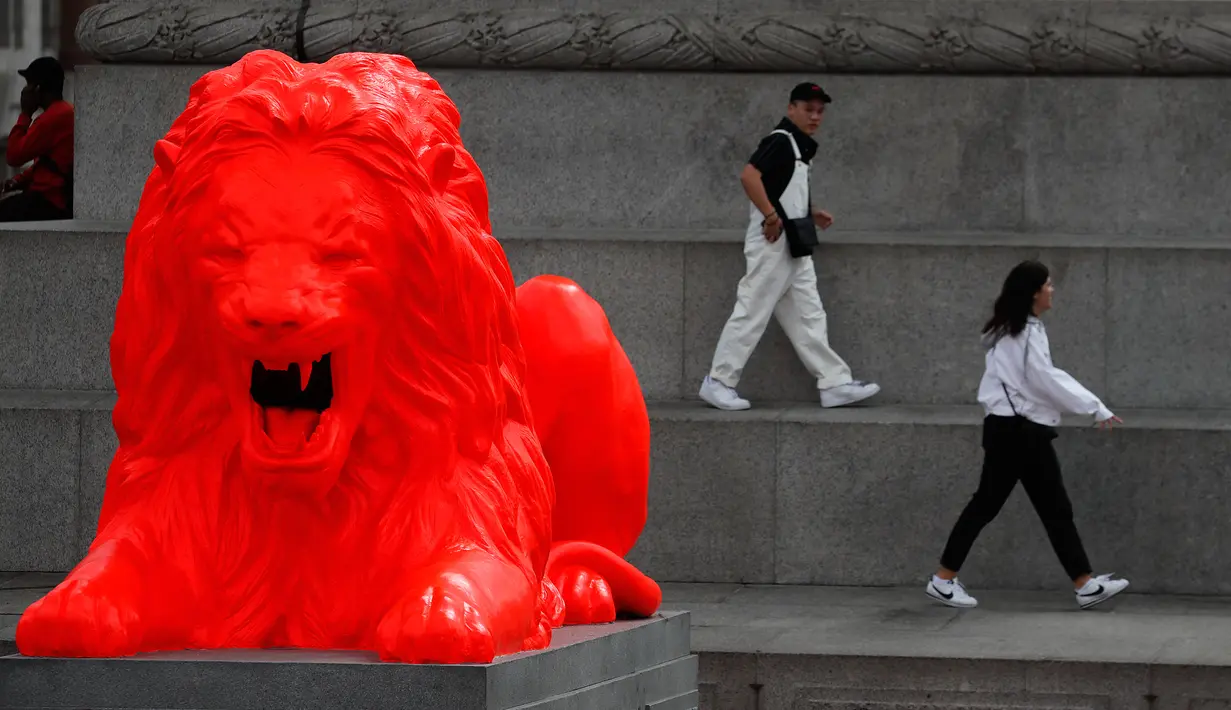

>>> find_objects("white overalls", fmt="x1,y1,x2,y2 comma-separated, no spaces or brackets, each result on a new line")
708,129,853,391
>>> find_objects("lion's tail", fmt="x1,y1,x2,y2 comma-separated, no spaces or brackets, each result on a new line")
546,541,662,618
516,274,661,621
515,275,652,557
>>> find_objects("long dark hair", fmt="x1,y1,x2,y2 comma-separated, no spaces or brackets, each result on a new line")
982,260,1050,341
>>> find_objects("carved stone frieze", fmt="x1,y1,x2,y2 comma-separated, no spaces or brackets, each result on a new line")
76,0,1231,74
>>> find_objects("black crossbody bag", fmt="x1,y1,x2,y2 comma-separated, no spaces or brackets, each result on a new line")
782,214,819,258
767,196,819,259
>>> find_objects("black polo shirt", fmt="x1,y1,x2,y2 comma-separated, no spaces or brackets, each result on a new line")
747,117,819,207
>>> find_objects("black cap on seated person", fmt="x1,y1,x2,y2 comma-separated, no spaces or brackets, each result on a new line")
789,82,832,104
19,56,65,93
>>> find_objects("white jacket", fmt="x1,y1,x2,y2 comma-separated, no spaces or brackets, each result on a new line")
977,317,1115,427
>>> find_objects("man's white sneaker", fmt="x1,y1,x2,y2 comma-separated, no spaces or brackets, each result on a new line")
926,576,978,609
820,380,881,408
1076,573,1129,609
699,376,751,411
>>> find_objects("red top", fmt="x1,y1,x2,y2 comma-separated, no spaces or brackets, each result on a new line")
6,100,74,210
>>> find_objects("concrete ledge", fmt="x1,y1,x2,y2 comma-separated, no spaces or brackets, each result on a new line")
502,226,1231,251
629,402,1231,595
12,577,1231,709
663,583,1231,666
77,0,1231,76
3,392,1224,594
649,400,1231,431
662,583,1231,710
10,220,1225,409
0,611,695,710
19,219,1231,249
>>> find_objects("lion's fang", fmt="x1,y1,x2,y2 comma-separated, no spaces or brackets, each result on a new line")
299,361,313,391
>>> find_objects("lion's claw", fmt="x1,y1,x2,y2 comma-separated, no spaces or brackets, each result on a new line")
16,579,145,657
376,579,497,664
551,565,616,625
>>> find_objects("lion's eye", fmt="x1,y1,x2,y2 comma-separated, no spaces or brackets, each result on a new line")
321,251,363,266
207,246,245,262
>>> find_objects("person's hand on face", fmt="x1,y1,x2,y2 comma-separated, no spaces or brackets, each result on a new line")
19,85,38,116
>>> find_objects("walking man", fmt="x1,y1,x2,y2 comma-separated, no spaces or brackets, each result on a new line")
699,83,880,411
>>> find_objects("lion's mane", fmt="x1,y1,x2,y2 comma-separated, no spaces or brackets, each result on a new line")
98,50,554,628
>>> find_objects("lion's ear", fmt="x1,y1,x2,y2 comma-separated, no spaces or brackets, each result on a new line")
422,143,457,192
153,139,181,178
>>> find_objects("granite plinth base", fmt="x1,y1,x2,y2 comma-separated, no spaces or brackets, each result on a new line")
0,611,695,710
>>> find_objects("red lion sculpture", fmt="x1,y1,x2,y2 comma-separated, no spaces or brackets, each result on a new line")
16,50,660,664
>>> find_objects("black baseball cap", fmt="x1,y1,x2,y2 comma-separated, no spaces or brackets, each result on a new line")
789,82,832,104
18,56,65,91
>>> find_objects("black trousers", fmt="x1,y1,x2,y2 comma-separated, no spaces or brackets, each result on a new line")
939,414,1093,581
0,190,70,222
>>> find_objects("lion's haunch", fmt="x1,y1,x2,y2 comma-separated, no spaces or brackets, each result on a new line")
15,49,660,664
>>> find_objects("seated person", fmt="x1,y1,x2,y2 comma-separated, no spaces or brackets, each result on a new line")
0,56,74,222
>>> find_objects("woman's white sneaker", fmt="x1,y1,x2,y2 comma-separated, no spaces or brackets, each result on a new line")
699,376,751,411
820,380,881,408
1076,573,1129,609
926,576,978,608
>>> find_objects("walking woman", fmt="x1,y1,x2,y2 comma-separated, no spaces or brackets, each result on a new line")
926,260,1129,610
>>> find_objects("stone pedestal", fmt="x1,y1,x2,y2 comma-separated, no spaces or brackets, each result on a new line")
0,611,696,710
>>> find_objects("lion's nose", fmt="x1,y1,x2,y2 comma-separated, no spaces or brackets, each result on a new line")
240,291,308,337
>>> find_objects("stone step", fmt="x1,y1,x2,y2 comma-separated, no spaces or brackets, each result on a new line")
8,575,1231,709
660,582,1231,710
636,402,1231,596
75,64,1231,243
0,581,695,710
3,221,1228,408
2,391,1228,595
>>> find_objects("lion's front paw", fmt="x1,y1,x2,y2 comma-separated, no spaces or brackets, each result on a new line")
376,576,497,664
16,579,145,657
551,565,616,625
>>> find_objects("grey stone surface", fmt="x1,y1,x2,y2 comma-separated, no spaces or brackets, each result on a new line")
504,239,686,401
0,228,125,389
74,64,209,221
76,0,1231,75
78,410,117,559
72,64,1231,240
0,572,66,589
1024,76,1231,238
0,409,81,571
0,612,695,710
7,396,1231,592
1106,248,1231,409
755,654,1151,710
769,404,1231,594
0,393,114,572
486,611,692,708
440,70,1231,239
698,652,757,710
683,242,1109,405
663,583,1231,709
626,408,778,584
2,222,1229,408
641,402,1231,594
1152,665,1231,710
1,575,66,657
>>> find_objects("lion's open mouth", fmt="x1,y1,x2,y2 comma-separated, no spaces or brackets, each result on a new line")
249,354,334,449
